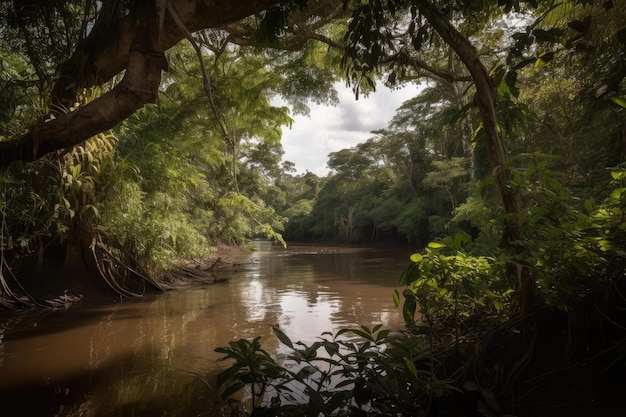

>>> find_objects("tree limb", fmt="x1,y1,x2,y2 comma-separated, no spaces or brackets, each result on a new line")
1,0,345,168
49,0,283,110
217,3,347,51
0,0,167,167
383,49,473,84
1,0,286,168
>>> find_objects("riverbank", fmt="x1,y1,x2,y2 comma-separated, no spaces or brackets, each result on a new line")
163,243,253,289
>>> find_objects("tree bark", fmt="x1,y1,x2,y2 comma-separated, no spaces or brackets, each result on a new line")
51,0,284,108
0,0,166,166
416,0,520,243
0,0,283,168
416,1,538,316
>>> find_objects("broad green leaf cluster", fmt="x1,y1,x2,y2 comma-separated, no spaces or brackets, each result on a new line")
216,325,461,416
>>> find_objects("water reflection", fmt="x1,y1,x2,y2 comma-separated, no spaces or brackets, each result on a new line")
0,242,411,416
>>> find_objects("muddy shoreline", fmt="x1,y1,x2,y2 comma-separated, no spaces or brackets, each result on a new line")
162,243,253,289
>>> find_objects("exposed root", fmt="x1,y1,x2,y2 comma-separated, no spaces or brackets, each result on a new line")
91,242,144,298
0,231,167,310
90,234,164,298
0,253,50,309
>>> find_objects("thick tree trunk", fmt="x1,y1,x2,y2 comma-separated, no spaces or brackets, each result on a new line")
416,1,536,315
416,0,519,243
0,0,282,168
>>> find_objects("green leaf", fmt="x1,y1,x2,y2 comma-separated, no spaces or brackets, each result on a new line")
393,289,400,308
402,291,417,326
335,328,353,337
335,379,354,388
400,263,421,286
71,164,82,178
410,253,423,262
453,232,471,248
322,341,339,356
608,95,626,108
351,328,373,340
295,365,318,380
427,241,445,249
272,325,293,349
376,329,390,342
306,387,326,412
611,171,626,180
404,357,418,378
610,188,626,200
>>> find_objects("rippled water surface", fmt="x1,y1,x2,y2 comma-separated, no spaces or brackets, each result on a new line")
0,242,412,416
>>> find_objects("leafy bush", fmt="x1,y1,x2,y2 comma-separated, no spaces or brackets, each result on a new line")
510,155,626,310
216,325,459,417
395,234,513,350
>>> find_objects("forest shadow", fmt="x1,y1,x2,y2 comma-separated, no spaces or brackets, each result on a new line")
0,345,224,417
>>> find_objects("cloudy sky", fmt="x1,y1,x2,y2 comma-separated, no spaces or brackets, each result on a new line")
280,83,422,176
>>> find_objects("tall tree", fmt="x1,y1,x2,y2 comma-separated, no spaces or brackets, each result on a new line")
343,0,523,242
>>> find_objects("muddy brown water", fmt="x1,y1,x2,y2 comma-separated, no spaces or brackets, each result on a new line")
0,241,413,416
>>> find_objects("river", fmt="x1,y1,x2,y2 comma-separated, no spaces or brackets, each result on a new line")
0,241,412,416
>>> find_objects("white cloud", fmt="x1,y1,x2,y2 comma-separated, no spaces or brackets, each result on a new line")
280,82,422,176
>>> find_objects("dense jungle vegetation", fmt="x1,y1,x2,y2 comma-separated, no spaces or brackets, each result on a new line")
1,0,625,415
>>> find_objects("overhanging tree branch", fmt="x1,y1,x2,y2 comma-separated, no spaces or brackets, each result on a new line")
0,0,168,168
0,0,350,169
382,49,473,84
217,2,347,51
49,0,284,110
1,0,292,168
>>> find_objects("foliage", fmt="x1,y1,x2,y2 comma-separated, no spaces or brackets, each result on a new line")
215,336,285,411
396,234,513,338
213,164,626,414
0,91,117,255
216,325,460,417
281,80,478,243
0,0,94,96
286,126,472,244
450,195,502,247
395,157,626,319
510,155,626,309
0,0,349,305
216,160,626,412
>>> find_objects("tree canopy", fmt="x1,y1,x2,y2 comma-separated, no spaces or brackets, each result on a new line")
0,0,343,166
